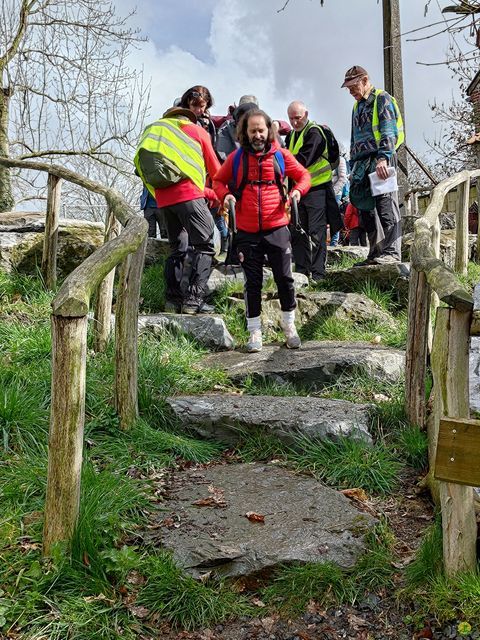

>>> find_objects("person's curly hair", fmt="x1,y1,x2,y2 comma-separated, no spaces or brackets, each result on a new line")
236,110,275,148
179,85,213,110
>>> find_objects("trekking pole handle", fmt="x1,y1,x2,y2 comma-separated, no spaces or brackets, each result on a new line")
290,196,301,231
228,200,237,234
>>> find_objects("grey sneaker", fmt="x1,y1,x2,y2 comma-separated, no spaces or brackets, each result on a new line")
283,324,301,349
246,329,262,353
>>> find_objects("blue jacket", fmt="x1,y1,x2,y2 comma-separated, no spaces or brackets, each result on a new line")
140,186,158,210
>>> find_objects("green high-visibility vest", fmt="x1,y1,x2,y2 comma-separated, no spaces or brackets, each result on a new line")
353,88,405,150
134,117,206,196
288,121,332,186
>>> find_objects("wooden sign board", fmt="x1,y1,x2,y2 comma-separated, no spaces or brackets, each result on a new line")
435,417,480,486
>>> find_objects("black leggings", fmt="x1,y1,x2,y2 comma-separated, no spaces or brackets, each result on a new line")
235,226,296,319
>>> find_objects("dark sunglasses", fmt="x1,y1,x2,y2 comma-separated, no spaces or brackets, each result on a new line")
190,91,203,99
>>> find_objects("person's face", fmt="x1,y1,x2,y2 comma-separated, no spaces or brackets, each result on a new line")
247,115,269,152
346,76,369,100
288,106,308,131
188,98,207,117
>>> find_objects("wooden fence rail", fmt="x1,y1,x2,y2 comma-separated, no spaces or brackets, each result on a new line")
0,157,148,556
405,167,480,576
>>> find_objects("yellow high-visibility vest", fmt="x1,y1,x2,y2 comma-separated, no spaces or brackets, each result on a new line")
134,117,206,196
288,122,332,186
353,88,405,150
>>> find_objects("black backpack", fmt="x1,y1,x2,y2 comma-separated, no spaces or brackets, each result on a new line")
319,124,340,170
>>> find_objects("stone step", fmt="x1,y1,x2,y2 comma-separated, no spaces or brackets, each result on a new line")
203,340,405,388
138,313,235,351
167,393,373,446
156,462,376,579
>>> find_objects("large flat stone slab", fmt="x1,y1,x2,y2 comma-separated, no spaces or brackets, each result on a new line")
138,314,235,351
203,340,405,388
166,394,373,445
157,463,376,579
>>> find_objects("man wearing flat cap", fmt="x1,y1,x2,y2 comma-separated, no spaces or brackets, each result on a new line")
342,66,404,265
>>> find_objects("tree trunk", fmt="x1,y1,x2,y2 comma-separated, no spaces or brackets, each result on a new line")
43,315,88,556
0,88,14,212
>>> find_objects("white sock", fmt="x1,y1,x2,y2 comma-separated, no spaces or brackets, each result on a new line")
282,310,295,327
247,316,261,332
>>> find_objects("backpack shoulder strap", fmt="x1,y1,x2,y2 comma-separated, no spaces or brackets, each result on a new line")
228,148,248,200
273,150,287,202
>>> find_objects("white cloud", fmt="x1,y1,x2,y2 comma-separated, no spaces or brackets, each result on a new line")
120,0,472,157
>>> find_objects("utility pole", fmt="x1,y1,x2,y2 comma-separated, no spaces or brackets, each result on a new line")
383,0,409,195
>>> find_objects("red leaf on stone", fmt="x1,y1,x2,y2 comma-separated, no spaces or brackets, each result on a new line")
245,512,265,523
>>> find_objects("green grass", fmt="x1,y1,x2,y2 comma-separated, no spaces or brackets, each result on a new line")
299,306,407,349
137,552,252,629
289,436,402,495
262,521,396,615
236,428,288,462
405,517,443,589
458,260,480,294
394,425,428,470
140,263,167,313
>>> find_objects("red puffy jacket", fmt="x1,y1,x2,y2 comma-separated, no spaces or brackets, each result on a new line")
213,142,311,233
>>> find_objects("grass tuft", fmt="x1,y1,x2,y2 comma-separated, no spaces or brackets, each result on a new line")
290,436,402,495
138,552,251,629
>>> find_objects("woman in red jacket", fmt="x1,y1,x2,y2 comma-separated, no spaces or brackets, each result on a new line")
213,110,311,352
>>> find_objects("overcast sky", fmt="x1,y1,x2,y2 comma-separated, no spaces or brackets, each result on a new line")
116,0,476,157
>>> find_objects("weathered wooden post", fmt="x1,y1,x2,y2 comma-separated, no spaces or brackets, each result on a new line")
43,315,87,556
405,266,430,428
93,207,121,353
455,177,470,277
431,308,476,575
41,174,62,289
115,234,147,430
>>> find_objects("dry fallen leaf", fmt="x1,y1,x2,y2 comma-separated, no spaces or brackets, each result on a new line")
245,511,265,523
340,488,369,502
193,485,227,508
251,596,266,607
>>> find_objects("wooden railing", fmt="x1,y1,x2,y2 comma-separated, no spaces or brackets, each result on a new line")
0,158,148,556
405,168,480,576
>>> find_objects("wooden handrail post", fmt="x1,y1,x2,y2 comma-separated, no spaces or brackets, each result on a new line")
43,314,88,556
455,177,470,277
405,266,430,428
93,206,121,353
115,233,147,430
41,174,62,289
431,308,476,576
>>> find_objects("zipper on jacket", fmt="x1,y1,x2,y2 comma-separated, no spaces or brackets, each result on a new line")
258,155,263,231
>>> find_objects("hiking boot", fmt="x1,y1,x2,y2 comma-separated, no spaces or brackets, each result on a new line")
197,301,215,314
373,255,400,265
246,329,263,353
282,324,301,349
353,258,376,267
182,296,201,314
182,298,215,315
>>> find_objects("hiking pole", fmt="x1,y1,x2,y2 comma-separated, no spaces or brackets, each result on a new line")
290,196,305,235
228,199,237,234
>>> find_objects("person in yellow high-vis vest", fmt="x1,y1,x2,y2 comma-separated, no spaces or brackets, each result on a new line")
342,65,404,266
285,101,343,281
135,105,221,314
